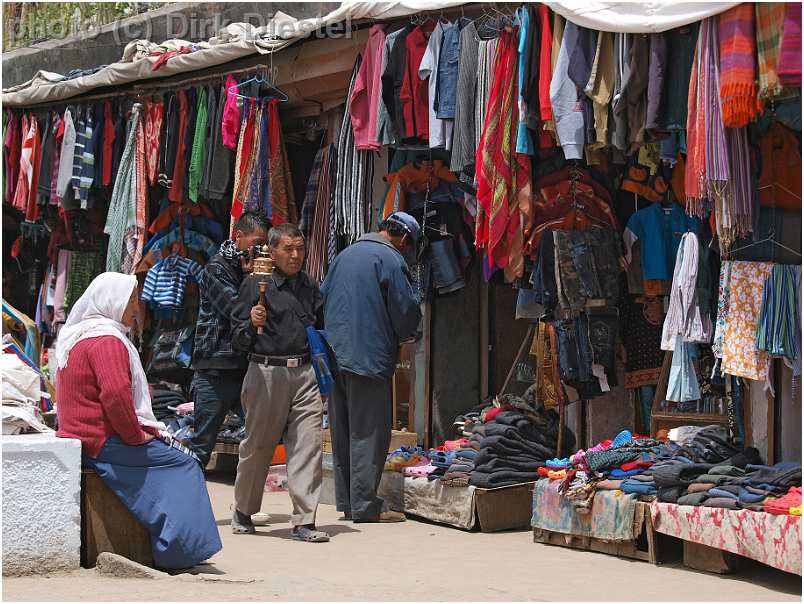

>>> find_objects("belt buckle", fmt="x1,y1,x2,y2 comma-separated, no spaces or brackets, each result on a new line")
287,357,300,368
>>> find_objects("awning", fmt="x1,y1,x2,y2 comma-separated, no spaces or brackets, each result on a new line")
1,1,738,108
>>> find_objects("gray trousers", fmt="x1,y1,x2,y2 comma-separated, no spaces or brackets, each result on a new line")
329,370,392,520
234,362,323,527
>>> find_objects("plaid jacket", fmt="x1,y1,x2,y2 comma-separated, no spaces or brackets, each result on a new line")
192,253,248,371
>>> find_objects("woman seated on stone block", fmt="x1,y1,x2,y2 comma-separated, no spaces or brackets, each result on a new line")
54,272,222,570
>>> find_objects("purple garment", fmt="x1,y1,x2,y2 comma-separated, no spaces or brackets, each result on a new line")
646,33,668,138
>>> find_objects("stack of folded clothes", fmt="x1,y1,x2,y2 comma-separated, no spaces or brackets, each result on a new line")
469,406,574,489
150,387,186,422
441,448,478,487
385,446,429,472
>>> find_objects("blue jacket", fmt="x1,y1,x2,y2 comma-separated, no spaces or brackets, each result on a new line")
321,233,421,379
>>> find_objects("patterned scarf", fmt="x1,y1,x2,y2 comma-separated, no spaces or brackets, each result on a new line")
725,126,754,244
755,3,785,99
219,239,242,263
779,2,802,87
685,18,729,227
475,29,531,281
719,4,763,127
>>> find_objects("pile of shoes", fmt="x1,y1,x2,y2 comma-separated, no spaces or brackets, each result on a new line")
216,412,245,444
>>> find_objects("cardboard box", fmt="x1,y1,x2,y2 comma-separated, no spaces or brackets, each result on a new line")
475,482,536,532
323,429,416,453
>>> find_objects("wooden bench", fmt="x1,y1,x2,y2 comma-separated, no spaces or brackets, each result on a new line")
80,469,153,568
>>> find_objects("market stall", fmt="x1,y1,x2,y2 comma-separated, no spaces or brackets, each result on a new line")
1,0,802,579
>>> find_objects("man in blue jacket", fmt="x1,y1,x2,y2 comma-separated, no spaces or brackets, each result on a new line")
321,212,422,523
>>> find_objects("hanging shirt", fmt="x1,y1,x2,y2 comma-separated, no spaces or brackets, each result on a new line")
380,25,412,145
516,6,535,155
623,202,701,281
350,24,386,151
102,100,116,187
418,21,449,148
550,22,584,160
400,22,435,141
141,253,203,309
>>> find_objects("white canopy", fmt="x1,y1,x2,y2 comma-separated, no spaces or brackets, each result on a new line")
2,1,737,108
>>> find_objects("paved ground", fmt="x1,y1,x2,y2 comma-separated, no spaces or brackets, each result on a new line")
4,472,802,601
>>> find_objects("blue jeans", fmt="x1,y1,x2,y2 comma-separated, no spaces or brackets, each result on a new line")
189,369,244,466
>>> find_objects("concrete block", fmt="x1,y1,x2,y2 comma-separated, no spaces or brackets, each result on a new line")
2,433,81,576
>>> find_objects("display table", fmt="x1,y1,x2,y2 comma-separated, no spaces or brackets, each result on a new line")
378,471,535,532
650,502,802,576
531,478,657,563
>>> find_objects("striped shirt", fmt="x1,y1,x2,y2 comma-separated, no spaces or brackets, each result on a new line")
141,254,203,309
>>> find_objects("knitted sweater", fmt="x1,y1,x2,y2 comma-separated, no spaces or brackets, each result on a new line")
56,336,150,458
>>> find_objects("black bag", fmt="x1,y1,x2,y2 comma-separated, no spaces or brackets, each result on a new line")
146,325,195,378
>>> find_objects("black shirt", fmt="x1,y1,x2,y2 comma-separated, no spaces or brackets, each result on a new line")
231,269,324,357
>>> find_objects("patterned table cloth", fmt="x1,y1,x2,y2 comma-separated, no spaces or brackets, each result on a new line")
531,478,640,541
651,502,802,575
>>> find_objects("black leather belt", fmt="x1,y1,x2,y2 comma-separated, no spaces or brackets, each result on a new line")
249,353,310,368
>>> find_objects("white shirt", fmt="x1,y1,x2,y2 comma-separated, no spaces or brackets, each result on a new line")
418,21,452,149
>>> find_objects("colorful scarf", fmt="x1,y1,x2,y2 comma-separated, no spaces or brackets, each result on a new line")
779,2,802,87
725,126,754,245
755,3,786,99
268,100,297,225
685,18,729,225
719,4,763,127
475,29,531,282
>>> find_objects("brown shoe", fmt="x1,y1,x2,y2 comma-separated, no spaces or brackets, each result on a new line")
354,510,406,523
338,512,352,521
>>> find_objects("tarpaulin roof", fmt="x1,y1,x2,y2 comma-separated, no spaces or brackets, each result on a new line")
2,1,737,108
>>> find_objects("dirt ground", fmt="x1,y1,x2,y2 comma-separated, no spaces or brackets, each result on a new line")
3,472,802,602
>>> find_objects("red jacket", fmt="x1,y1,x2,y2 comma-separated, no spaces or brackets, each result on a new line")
400,22,435,140
56,336,151,458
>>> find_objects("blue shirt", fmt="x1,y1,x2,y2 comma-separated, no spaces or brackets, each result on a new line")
624,203,701,281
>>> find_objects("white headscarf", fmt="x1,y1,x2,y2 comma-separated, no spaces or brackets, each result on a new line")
55,272,166,430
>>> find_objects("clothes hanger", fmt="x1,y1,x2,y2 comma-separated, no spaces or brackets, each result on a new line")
728,228,801,258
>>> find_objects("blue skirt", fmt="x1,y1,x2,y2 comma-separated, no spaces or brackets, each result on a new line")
84,436,223,570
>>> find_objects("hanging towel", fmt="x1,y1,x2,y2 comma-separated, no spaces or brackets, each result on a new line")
718,4,763,128
755,3,786,99
778,2,802,87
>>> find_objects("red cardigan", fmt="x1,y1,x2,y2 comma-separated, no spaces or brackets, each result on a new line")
56,336,151,458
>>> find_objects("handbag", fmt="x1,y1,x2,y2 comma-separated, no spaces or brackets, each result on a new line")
146,325,195,377
306,327,335,397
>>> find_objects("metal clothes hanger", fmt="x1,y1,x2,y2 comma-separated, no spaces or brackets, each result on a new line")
728,228,801,258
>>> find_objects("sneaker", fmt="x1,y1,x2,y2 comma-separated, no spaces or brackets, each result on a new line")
292,525,330,542
353,510,406,523
231,509,255,534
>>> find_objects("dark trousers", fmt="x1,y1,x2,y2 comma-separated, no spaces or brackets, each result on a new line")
189,369,243,467
329,370,392,520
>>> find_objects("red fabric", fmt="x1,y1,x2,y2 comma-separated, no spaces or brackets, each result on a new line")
221,75,241,150
102,101,115,187
55,337,150,458
538,466,550,477
148,201,215,234
25,115,43,222
150,46,192,71
620,460,654,471
168,90,189,203
349,25,387,150
230,103,256,223
400,22,435,140
475,29,531,278
765,487,802,515
144,99,164,186
538,4,554,122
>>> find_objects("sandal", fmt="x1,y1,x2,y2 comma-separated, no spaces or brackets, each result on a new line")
232,509,255,534
292,525,330,542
